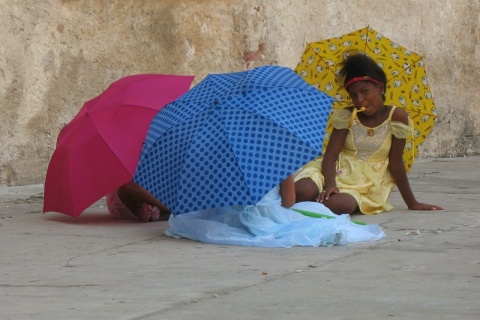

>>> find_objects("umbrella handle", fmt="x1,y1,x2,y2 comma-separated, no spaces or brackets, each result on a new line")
349,107,366,127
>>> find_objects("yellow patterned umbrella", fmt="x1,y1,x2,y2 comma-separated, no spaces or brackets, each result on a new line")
295,26,438,172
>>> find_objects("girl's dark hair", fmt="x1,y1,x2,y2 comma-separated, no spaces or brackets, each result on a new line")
339,53,387,99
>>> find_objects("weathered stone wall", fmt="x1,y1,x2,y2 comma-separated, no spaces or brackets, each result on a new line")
1,0,479,186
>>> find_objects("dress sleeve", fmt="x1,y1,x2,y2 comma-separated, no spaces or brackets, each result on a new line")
332,108,351,130
390,117,414,139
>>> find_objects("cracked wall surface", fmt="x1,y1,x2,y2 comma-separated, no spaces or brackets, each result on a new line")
1,0,479,186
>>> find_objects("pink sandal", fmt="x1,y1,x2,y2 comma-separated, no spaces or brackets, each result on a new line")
137,203,152,222
150,206,161,221
137,203,167,222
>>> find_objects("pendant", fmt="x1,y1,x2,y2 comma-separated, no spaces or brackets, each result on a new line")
367,128,375,136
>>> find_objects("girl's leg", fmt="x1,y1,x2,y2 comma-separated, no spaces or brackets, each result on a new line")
294,178,320,202
122,182,170,213
322,193,359,215
117,182,171,220
116,185,138,214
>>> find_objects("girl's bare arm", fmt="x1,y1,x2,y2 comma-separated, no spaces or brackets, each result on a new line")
320,128,348,200
389,109,443,211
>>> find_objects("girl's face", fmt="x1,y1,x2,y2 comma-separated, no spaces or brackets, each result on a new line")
347,81,385,116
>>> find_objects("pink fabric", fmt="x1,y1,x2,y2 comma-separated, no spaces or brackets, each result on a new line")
106,189,137,220
43,74,195,217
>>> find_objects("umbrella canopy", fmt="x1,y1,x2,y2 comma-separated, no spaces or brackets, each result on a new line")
43,74,195,217
295,26,438,172
133,65,334,215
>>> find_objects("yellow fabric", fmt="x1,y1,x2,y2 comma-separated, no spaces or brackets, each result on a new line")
295,106,414,214
294,26,438,172
331,108,351,129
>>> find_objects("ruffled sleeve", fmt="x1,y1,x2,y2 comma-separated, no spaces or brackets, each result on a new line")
390,117,414,139
332,108,351,130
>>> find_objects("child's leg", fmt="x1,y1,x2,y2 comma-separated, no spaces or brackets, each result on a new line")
117,182,171,217
105,189,138,220
116,184,139,214
322,193,359,215
294,178,320,202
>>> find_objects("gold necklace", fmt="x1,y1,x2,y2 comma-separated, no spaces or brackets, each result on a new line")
363,106,388,137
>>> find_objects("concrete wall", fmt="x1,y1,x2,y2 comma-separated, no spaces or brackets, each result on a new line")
1,0,479,186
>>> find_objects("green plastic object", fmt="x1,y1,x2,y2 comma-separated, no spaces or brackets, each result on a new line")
292,208,367,225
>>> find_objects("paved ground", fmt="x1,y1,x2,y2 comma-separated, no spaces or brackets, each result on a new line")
1,157,479,320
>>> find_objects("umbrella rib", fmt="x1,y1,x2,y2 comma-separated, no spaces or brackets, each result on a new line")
93,74,169,105
225,110,321,197
385,57,427,82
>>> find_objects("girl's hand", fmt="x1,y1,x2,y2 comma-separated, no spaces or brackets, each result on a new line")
316,186,339,203
408,202,444,211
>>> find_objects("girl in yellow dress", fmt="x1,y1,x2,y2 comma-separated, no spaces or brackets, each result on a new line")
294,54,443,215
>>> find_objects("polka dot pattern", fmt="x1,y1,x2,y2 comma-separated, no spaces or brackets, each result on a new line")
134,65,333,215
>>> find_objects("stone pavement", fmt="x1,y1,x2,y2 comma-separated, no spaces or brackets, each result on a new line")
1,157,479,320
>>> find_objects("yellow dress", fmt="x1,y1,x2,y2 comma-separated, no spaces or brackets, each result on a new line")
295,106,413,214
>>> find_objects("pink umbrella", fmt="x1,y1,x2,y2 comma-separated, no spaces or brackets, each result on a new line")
43,74,195,218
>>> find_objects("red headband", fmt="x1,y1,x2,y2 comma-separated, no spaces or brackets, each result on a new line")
344,76,382,89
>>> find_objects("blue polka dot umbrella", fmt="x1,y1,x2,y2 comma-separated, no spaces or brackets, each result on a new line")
133,65,333,215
